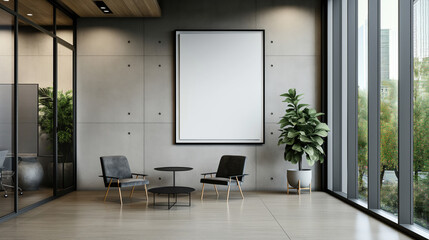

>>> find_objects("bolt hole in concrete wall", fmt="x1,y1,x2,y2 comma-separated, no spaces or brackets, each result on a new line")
77,0,322,191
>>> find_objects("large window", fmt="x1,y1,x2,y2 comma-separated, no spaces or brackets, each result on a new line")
327,0,429,237
413,0,429,230
379,0,398,216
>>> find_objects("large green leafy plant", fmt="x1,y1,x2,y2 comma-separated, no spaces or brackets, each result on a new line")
39,87,73,162
278,89,330,170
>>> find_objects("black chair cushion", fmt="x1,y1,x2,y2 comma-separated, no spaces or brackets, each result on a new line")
100,156,133,187
200,177,234,186
118,178,149,188
216,155,246,181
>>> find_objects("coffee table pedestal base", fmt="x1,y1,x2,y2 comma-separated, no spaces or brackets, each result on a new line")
149,186,195,210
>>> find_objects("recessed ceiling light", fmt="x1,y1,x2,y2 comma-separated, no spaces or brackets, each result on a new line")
27,13,33,17
3,0,10,2
94,1,113,14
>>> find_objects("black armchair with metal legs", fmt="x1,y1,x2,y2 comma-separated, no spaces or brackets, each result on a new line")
99,155,149,205
200,155,248,201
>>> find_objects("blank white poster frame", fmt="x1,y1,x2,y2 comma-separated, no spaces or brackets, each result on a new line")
175,30,265,144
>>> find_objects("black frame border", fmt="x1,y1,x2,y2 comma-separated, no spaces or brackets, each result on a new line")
174,29,266,145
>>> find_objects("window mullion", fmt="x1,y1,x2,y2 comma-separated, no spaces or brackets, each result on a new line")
347,0,358,199
367,0,381,210
398,0,413,225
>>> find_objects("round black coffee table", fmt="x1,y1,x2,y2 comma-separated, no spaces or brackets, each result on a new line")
149,166,195,209
154,167,193,187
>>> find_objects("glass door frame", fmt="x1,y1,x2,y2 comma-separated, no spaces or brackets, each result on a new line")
0,0,76,222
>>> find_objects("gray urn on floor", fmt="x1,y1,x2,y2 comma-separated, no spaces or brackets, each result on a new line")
287,169,312,188
18,157,44,190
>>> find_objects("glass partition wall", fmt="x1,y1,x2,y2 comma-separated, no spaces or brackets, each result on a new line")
0,0,75,219
0,7,16,217
17,22,54,210
326,0,429,238
57,44,74,191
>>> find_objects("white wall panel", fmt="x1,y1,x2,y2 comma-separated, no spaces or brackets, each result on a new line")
256,0,320,56
0,57,13,84
18,56,53,88
144,56,174,123
77,123,144,190
265,56,321,123
77,18,144,56
144,0,180,56
178,0,256,29
256,124,293,191
77,56,144,123
18,27,53,56
0,29,13,56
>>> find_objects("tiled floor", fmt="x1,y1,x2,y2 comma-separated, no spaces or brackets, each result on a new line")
0,190,413,240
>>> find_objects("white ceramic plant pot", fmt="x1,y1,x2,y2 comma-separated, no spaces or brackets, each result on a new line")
287,169,312,188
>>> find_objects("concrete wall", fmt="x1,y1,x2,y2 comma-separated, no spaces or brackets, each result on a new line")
77,0,322,191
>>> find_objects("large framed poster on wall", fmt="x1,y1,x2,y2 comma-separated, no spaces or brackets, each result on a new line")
175,30,265,144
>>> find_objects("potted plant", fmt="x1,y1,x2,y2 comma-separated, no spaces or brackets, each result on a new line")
278,88,330,193
39,87,74,188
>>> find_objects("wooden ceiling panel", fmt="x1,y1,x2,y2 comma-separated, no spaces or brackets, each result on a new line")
59,0,161,17
18,0,53,26
0,1,14,11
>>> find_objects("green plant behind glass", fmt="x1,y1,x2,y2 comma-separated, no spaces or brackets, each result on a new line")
413,57,429,229
277,88,330,171
39,87,73,162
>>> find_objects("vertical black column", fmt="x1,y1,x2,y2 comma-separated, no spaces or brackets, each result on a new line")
73,17,77,191
321,0,328,191
53,6,58,196
13,0,18,212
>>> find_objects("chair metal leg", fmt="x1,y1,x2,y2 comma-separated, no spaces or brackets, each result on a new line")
118,180,123,206
144,184,148,201
104,178,113,202
236,177,244,199
226,178,231,201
